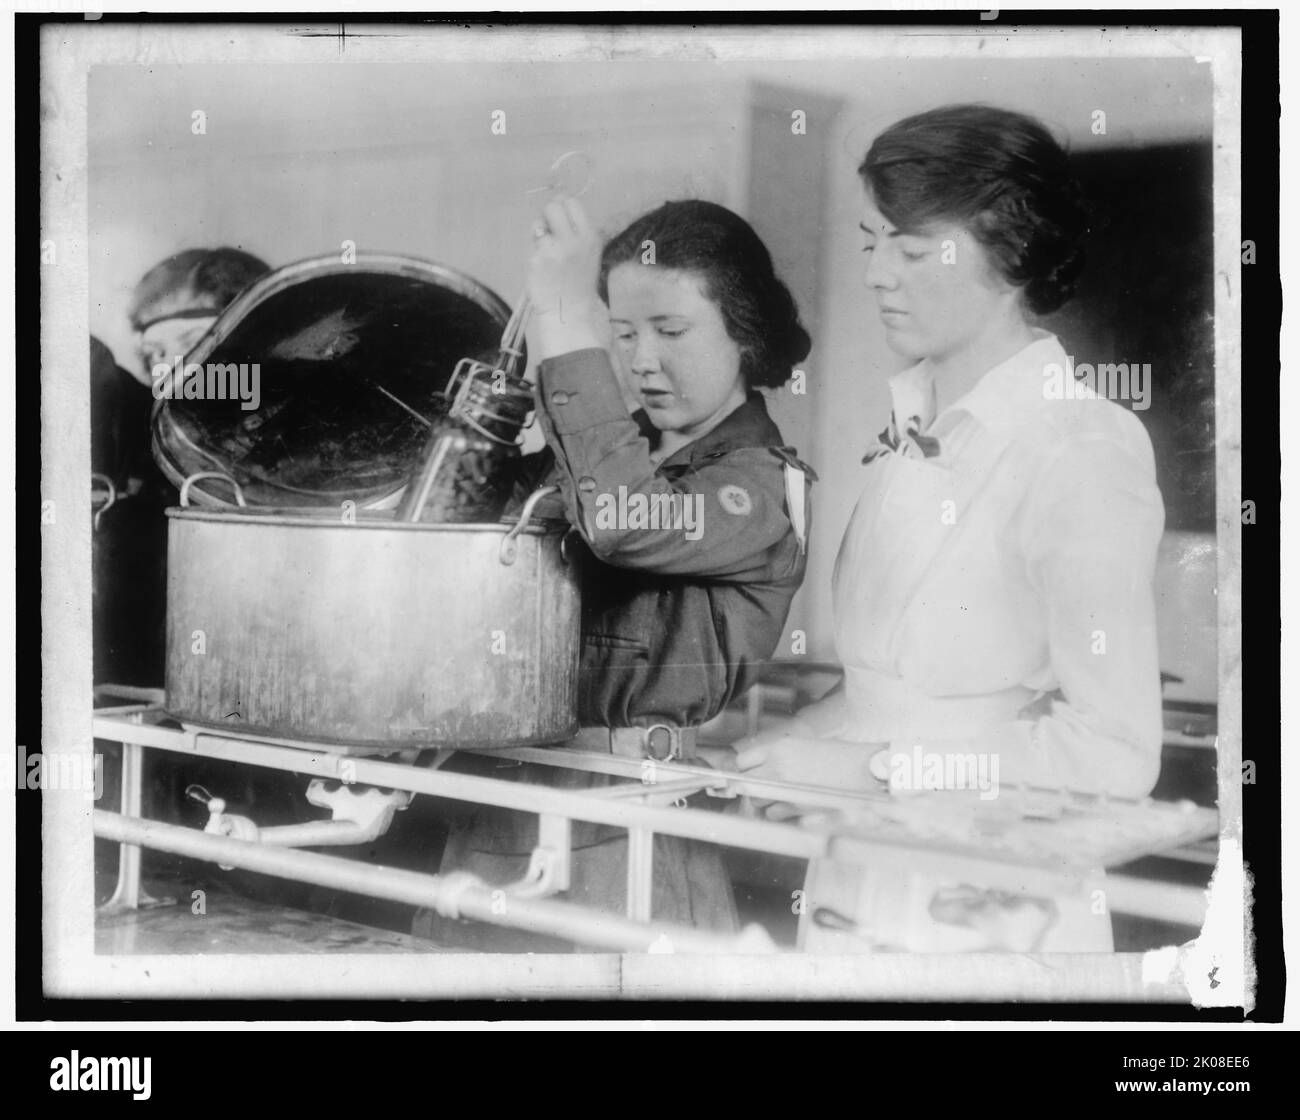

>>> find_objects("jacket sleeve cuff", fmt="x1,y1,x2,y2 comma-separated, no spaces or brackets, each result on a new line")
536,348,630,434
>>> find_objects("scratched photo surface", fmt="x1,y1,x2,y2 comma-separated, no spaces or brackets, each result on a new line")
38,20,1245,1007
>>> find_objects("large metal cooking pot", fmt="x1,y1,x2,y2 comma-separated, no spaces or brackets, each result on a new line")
165,478,580,747
155,253,580,748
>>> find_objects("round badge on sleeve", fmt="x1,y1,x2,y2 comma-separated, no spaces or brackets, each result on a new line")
717,484,753,516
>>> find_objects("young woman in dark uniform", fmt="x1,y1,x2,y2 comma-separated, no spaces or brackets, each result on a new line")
415,199,814,950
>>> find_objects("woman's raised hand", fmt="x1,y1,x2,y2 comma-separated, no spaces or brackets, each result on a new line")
526,198,609,360
528,199,601,313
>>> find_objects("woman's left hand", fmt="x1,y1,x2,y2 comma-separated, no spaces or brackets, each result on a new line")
723,734,884,823
732,734,883,792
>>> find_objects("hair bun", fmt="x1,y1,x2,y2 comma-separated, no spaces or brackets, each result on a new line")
777,309,812,370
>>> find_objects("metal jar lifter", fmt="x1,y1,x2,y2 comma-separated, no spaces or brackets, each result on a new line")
155,253,580,748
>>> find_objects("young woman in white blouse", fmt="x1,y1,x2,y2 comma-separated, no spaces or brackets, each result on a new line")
732,104,1166,952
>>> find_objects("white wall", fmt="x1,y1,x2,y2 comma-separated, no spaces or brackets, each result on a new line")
89,62,758,372
90,56,1212,660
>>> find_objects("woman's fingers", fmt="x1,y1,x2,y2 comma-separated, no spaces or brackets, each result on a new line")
761,801,805,823
562,196,591,236
738,735,883,793
526,196,600,316
731,741,770,772
535,197,595,248
694,745,740,773
730,715,815,759
542,199,577,239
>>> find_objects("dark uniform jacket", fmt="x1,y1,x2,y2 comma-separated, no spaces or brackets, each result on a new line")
524,346,812,728
419,347,813,950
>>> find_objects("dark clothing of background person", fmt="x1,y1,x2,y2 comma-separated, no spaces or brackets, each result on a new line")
416,348,812,951
91,335,174,686
94,249,270,685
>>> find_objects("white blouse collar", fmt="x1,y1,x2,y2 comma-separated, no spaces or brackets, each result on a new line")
888,330,1070,434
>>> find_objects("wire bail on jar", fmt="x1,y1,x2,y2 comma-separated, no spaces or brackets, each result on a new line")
443,356,534,447
395,288,535,525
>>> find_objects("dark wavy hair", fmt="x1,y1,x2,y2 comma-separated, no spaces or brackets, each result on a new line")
859,105,1089,315
597,200,811,389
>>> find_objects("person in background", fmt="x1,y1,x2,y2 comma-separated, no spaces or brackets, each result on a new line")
91,334,165,685
94,247,317,910
129,247,271,382
92,247,269,686
416,199,815,951
732,105,1165,953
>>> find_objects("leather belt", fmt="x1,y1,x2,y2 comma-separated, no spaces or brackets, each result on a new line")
573,724,698,762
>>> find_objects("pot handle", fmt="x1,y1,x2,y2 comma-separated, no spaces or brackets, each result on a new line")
180,471,248,509
499,485,559,566
91,473,117,532
559,526,581,566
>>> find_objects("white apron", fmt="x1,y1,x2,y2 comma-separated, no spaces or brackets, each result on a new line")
799,430,1114,954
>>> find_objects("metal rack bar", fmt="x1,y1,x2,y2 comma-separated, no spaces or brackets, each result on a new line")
92,710,1156,886
90,706,1219,944
1099,875,1211,928
94,810,756,954
480,742,937,813
627,827,654,922
96,710,173,914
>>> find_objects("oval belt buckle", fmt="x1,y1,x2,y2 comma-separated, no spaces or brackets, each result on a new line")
643,724,678,763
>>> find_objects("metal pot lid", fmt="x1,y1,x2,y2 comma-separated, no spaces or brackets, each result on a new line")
151,253,517,509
